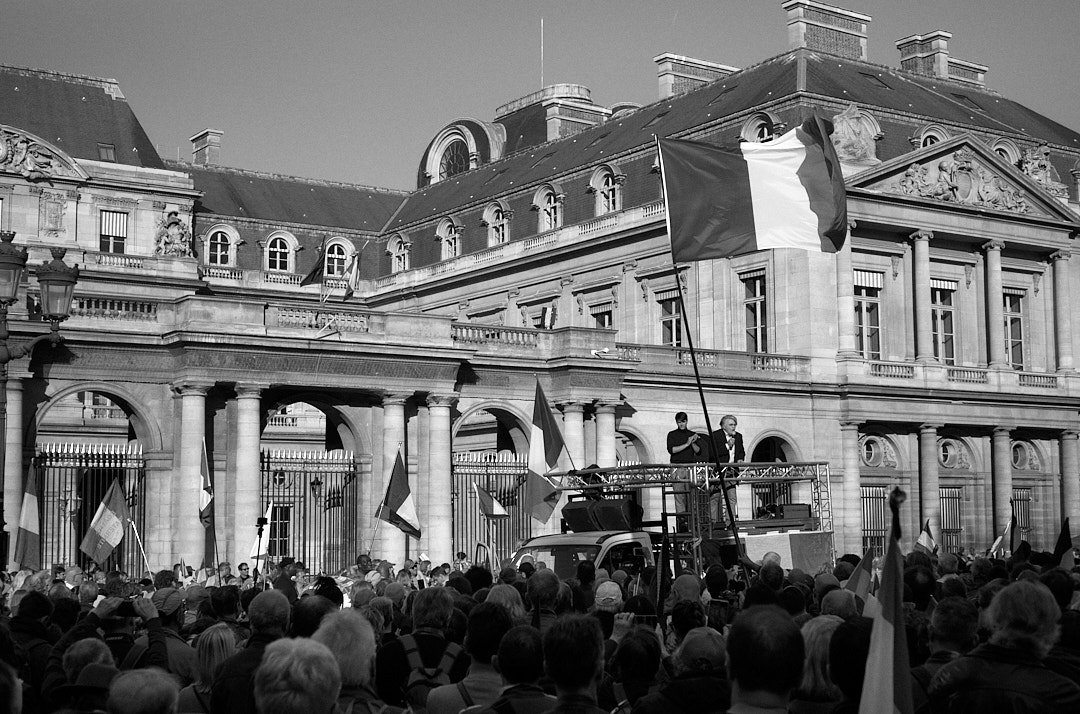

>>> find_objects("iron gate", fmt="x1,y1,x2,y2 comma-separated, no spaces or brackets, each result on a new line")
34,443,146,575
260,450,358,575
452,453,531,568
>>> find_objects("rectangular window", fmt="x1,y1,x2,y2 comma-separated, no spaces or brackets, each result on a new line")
861,486,888,558
97,143,116,162
854,286,881,359
940,486,962,553
931,284,956,365
99,210,128,254
268,504,291,558
1012,487,1032,543
742,272,767,353
590,302,614,330
1004,290,1025,369
657,292,682,347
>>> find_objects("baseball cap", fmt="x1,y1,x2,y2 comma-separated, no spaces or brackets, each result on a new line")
151,587,185,616
594,580,624,612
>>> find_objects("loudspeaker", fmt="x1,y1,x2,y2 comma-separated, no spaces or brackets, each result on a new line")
782,503,811,519
590,498,643,531
562,501,598,532
700,538,740,568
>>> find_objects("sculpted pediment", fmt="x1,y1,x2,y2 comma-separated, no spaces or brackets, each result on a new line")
849,135,1076,222
0,124,89,182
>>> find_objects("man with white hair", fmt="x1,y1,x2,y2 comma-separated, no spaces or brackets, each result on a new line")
253,638,341,714
311,609,396,713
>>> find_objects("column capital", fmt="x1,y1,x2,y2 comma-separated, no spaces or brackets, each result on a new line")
982,239,1005,253
839,421,862,431
1062,430,1080,441
595,401,621,415
992,425,1015,437
171,379,214,396
382,393,411,407
1051,250,1072,263
235,383,266,399
910,229,934,242
919,423,943,434
426,393,458,408
558,401,586,414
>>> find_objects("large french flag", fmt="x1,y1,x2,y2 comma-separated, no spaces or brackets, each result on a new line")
376,449,421,539
657,116,847,262
523,380,566,523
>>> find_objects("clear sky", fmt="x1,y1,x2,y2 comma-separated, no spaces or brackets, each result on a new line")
2,1,1077,190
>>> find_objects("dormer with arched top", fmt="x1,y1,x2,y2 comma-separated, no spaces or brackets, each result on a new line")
417,118,506,188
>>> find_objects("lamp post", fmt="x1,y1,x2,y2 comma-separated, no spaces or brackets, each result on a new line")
0,230,79,563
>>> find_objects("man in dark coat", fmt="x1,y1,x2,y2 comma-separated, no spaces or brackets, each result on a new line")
210,589,290,714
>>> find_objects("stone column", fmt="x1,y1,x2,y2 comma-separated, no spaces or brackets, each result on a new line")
595,403,618,468
379,394,409,563
426,394,455,566
233,385,263,567
174,381,212,565
992,427,1014,535
836,221,858,357
2,378,23,568
912,231,934,362
840,422,862,555
984,241,1007,368
561,403,586,470
918,424,941,543
415,402,430,555
1062,432,1080,528
1052,251,1074,372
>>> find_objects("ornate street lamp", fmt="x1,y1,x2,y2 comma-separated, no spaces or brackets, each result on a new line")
0,231,79,562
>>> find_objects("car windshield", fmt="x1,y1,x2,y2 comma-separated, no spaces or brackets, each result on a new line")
513,544,601,580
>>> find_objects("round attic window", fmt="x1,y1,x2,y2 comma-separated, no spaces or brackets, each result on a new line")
439,140,470,181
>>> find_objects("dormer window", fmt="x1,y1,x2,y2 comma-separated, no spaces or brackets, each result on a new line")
97,143,116,162
439,140,470,181
741,112,786,143
204,225,240,267
918,124,949,148
482,202,512,246
388,235,411,273
325,241,348,277
589,165,625,216
436,219,462,261
264,231,298,272
532,185,564,233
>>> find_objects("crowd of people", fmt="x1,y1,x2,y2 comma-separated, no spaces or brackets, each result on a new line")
1,542,1079,713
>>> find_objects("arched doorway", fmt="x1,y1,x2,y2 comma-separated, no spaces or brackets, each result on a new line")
33,389,145,574
748,435,798,519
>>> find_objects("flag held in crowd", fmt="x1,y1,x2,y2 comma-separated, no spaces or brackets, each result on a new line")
14,463,42,570
473,481,510,519
989,509,1014,558
860,487,914,714
200,439,216,569
523,379,567,523
79,479,130,566
376,449,421,538
249,501,275,560
657,116,847,263
914,519,937,555
844,548,875,601
1054,517,1074,570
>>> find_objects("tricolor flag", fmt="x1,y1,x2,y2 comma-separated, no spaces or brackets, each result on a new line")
523,380,566,523
249,501,275,560
914,519,937,555
342,251,362,301
1054,517,1074,570
859,488,914,714
200,440,216,569
14,463,42,570
79,479,130,566
843,549,875,601
376,449,421,539
300,235,330,286
657,116,847,262
473,481,510,519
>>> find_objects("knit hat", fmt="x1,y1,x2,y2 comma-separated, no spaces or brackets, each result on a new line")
151,587,185,616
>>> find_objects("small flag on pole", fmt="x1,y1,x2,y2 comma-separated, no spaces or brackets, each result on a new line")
1054,517,1074,570
523,379,566,523
14,463,41,570
474,481,510,519
79,479,130,566
844,549,875,601
342,251,362,301
914,519,937,555
656,116,847,262
859,488,914,714
376,449,421,538
249,501,275,560
200,440,216,569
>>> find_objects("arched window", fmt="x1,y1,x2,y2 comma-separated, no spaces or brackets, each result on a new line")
439,140,470,181
741,112,786,143
267,236,291,272
482,202,512,246
387,235,411,273
436,219,461,261
325,242,347,277
532,185,564,233
206,228,234,266
991,138,1021,165
919,124,949,148
589,166,625,216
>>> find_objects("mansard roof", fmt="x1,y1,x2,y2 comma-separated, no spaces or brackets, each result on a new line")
175,162,408,233
388,49,1080,231
0,65,165,170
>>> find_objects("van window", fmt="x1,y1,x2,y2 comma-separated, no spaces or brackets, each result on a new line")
514,545,600,580
600,542,649,577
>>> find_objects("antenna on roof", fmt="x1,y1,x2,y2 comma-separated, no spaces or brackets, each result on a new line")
540,17,544,88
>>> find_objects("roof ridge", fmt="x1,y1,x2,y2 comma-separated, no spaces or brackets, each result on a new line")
0,64,125,99
165,159,410,195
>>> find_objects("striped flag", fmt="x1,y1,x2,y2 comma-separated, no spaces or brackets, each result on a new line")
14,463,41,570
376,449,421,538
473,481,510,519
523,380,566,523
844,549,875,601
200,440,216,569
859,488,914,714
657,116,846,262
989,502,1016,558
342,251,362,301
79,479,130,566
914,519,937,555
1054,517,1074,570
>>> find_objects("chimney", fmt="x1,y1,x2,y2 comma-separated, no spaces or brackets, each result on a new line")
783,0,871,60
190,129,223,166
896,31,987,86
654,53,739,99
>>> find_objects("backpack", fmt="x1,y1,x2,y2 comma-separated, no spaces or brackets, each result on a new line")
399,634,464,712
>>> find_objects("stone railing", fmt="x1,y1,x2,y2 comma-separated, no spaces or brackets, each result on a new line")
617,343,810,377
93,253,145,269
1019,372,1058,389
270,307,370,333
868,361,916,379
71,296,159,321
451,323,540,348
946,367,989,383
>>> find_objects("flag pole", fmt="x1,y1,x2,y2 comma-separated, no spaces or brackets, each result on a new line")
656,135,748,581
128,518,152,577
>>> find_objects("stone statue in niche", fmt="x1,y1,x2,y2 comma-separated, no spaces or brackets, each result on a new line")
830,104,883,168
154,210,193,257
1020,144,1068,198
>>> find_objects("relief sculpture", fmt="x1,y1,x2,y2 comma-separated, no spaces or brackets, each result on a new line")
895,149,1030,213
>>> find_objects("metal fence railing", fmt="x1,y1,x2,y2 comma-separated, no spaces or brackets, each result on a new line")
452,453,531,568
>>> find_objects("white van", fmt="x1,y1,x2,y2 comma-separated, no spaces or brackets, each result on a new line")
510,530,660,581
